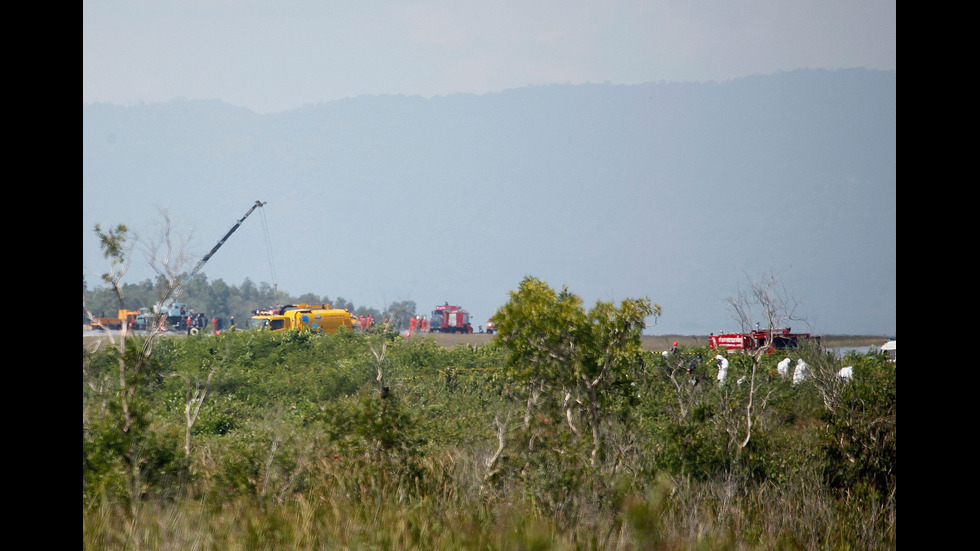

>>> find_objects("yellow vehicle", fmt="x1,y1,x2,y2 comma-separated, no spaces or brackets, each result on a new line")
250,304,353,334
90,309,142,330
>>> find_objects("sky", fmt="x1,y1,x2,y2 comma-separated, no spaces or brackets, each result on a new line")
83,1,896,336
83,1,896,115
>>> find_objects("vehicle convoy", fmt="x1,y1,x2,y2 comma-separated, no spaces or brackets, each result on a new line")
251,304,353,334
429,303,473,333
709,327,819,353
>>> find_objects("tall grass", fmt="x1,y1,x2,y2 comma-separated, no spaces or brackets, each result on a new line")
83,447,895,550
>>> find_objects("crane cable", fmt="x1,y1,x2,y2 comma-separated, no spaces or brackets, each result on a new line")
259,206,278,293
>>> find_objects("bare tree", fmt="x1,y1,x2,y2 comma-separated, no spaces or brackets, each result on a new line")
84,223,144,433
805,343,853,414
83,213,200,517
726,271,802,455
83,211,194,433
663,353,699,421
167,361,221,457
727,270,799,336
84,224,136,424
482,413,510,483
367,306,396,400
141,209,196,328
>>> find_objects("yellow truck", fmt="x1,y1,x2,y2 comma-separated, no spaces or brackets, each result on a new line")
250,304,353,334
89,308,143,331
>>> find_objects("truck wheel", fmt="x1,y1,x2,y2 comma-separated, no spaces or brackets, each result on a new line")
190,327,199,335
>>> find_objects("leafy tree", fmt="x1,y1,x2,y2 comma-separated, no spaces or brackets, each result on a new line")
493,276,659,464
84,224,141,431
83,216,200,509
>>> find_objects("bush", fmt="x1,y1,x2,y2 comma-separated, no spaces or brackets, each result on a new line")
820,356,896,502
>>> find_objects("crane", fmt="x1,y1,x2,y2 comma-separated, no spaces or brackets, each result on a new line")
151,200,267,330
174,200,267,297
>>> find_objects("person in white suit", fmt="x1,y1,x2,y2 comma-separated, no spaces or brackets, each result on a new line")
793,358,811,385
715,355,729,384
777,357,792,378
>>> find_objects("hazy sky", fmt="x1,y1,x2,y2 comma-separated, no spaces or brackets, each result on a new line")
83,1,896,115
83,1,896,336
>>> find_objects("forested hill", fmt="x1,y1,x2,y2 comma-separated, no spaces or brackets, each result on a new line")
83,68,896,336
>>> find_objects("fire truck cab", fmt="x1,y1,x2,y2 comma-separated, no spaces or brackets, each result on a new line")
709,327,818,353
429,303,473,333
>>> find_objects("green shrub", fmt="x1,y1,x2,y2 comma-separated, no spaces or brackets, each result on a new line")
820,356,896,502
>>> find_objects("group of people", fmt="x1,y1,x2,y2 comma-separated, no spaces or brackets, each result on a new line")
408,315,430,333
183,314,235,334
355,314,375,331
181,312,209,332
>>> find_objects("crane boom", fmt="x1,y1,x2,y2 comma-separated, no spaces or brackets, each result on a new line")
146,200,268,331
176,200,266,295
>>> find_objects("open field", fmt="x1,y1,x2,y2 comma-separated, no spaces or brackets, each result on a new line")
84,330,890,352
420,332,889,352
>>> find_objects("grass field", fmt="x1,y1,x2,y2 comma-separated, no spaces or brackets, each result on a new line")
421,332,889,352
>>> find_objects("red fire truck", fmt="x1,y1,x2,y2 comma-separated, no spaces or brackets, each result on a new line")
429,303,473,333
708,327,819,353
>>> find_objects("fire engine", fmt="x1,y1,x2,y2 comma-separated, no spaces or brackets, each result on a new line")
429,303,473,333
708,327,819,353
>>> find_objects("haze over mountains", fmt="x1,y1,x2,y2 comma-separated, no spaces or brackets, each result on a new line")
82,68,896,336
